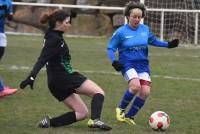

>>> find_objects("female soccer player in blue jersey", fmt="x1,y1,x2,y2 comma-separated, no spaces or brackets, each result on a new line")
0,0,17,97
107,1,179,125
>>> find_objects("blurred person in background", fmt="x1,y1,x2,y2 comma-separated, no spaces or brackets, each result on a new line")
107,1,179,125
0,0,17,97
20,9,112,131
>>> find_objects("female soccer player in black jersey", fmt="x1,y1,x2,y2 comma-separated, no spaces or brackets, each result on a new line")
20,9,111,131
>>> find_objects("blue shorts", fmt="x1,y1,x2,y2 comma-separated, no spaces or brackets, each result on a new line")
121,60,150,75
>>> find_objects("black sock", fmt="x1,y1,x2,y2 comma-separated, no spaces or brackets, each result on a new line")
91,93,104,120
50,111,76,127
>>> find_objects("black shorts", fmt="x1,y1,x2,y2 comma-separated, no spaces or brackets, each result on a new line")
48,72,87,101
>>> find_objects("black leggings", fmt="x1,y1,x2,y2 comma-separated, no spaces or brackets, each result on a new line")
0,46,5,60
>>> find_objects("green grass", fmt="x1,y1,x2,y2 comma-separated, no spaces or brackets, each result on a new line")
0,35,200,134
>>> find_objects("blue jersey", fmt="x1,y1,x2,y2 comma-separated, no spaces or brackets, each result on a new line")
107,24,169,74
0,0,13,33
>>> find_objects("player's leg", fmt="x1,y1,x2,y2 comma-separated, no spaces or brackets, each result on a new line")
121,78,141,125
116,68,141,122
0,47,17,97
0,40,6,93
0,79,4,92
119,78,141,110
0,46,5,92
125,73,151,125
76,79,104,120
0,37,17,97
0,33,7,60
38,93,88,128
0,46,5,60
76,79,112,131
138,80,151,100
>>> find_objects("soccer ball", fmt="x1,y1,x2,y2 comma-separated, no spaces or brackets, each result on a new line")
149,111,170,131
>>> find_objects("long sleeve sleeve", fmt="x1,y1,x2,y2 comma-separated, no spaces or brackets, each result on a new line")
107,32,121,63
148,30,168,48
29,35,62,78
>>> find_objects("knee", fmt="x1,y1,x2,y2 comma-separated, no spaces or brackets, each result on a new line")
76,108,89,120
98,90,105,96
139,88,151,100
93,89,105,96
129,84,141,94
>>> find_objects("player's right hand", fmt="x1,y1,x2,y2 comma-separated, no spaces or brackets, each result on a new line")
20,76,35,89
112,60,124,71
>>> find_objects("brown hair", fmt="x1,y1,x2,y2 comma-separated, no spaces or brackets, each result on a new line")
124,1,146,18
40,9,70,29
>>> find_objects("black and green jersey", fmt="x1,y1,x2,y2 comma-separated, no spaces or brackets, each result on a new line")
30,29,74,78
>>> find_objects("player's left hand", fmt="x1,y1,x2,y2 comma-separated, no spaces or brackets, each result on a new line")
20,76,35,89
168,39,179,48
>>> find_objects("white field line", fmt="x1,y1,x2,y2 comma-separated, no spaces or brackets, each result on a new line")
1,65,200,82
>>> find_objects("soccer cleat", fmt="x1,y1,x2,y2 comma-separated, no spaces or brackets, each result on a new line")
0,87,17,97
38,115,51,128
116,107,125,121
124,117,136,125
87,119,112,131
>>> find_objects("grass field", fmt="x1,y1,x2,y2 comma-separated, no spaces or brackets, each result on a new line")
0,35,200,134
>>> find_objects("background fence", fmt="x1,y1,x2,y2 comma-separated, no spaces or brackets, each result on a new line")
8,1,200,45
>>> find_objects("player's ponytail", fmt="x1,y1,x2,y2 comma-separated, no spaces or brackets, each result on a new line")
40,9,70,29
40,12,49,24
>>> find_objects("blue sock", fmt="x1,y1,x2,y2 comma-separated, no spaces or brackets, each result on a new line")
119,90,134,110
126,96,145,117
0,80,4,92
